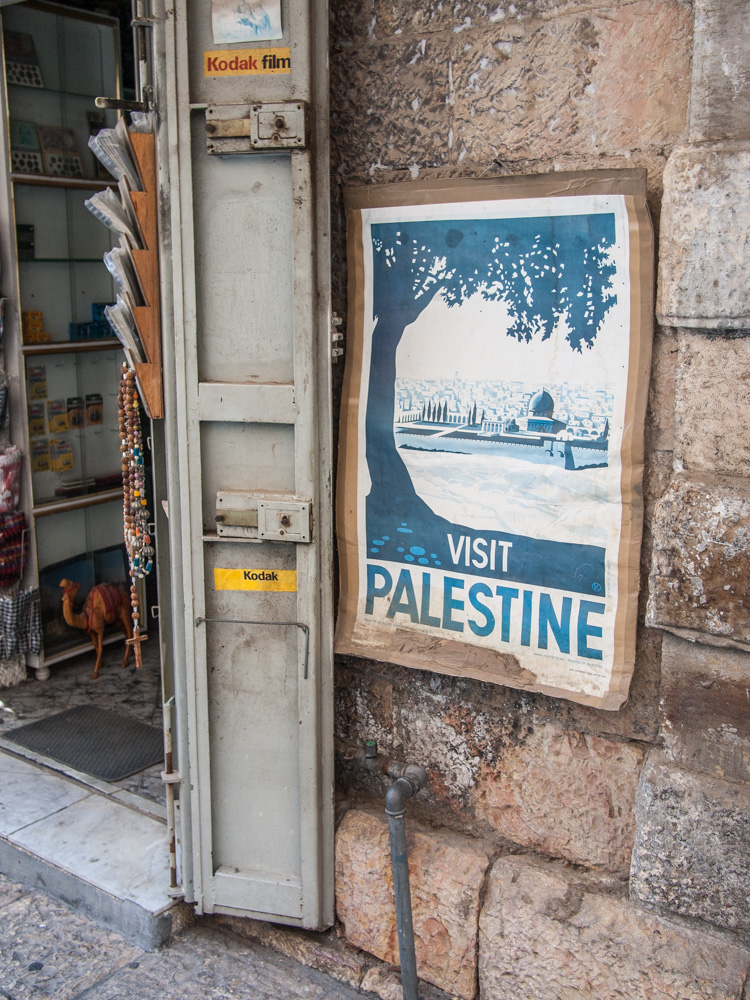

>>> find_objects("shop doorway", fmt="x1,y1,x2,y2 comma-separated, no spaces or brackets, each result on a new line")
0,0,177,947
0,0,335,942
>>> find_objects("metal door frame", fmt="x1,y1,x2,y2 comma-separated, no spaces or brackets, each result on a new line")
152,0,334,927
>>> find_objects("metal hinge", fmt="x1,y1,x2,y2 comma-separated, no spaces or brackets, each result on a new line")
331,314,344,362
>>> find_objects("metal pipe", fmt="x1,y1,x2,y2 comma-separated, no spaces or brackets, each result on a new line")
385,764,429,1000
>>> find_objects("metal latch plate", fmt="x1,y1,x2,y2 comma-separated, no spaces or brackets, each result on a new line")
206,103,307,154
258,500,311,543
216,490,260,539
216,490,312,542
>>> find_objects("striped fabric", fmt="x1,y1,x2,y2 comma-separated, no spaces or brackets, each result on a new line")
0,587,42,658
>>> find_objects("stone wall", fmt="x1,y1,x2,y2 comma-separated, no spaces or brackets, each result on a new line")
325,2,750,998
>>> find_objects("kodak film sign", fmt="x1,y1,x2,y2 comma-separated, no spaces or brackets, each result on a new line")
204,48,291,76
214,568,297,592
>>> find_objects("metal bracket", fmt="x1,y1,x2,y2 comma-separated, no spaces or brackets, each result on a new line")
95,92,151,113
331,314,344,362
96,74,153,113
206,103,307,154
195,616,310,678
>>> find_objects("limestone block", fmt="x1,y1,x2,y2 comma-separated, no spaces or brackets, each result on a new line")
479,854,750,1000
643,451,675,523
339,0,644,43
673,332,750,478
334,808,491,999
659,633,750,784
646,474,750,644
360,965,404,1000
470,726,644,871
339,614,662,763
690,0,750,142
330,36,452,177
453,1,691,164
631,754,750,932
657,144,750,328
335,664,396,756
536,622,661,745
359,964,453,1000
647,325,677,453
214,915,366,990
367,0,456,37
330,0,375,41
330,1,690,180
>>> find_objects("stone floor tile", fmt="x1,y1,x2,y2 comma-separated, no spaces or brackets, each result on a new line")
0,873,370,1000
115,762,165,803
75,925,368,1000
0,884,142,999
0,872,26,908
0,753,90,835
10,792,170,913
0,644,163,809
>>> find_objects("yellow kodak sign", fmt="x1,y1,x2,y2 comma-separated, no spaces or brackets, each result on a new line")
204,48,291,76
214,568,297,592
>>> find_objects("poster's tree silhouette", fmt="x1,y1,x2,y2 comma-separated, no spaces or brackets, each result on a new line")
365,213,618,525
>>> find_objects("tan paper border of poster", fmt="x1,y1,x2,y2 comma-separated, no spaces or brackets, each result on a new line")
336,170,654,711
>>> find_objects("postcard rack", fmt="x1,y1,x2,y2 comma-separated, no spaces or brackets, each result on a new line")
127,132,163,420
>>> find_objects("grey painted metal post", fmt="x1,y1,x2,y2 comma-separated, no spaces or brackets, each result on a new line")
385,765,429,1000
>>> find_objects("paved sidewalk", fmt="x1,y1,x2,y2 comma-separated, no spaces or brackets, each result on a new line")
0,873,369,1000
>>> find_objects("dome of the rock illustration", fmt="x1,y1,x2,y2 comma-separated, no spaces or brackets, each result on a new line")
528,388,554,417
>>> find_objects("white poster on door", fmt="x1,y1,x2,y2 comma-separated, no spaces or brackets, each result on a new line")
212,0,282,43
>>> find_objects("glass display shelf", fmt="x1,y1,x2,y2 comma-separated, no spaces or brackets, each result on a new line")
22,338,121,355
11,173,115,189
35,501,128,662
21,257,105,263
25,345,124,516
7,80,112,101
33,486,123,517
4,0,126,665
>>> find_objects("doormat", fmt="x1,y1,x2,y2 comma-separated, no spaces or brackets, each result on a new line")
5,705,163,782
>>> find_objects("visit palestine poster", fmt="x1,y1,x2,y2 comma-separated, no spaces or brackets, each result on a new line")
336,171,653,710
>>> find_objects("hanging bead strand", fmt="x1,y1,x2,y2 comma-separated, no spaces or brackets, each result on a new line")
118,364,153,669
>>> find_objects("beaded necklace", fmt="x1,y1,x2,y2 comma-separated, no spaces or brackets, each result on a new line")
118,364,153,668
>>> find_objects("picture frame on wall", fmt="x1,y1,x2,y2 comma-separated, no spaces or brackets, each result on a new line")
9,119,43,175
3,30,43,88
36,124,84,179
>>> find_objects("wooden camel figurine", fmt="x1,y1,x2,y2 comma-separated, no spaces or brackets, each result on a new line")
59,579,134,679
